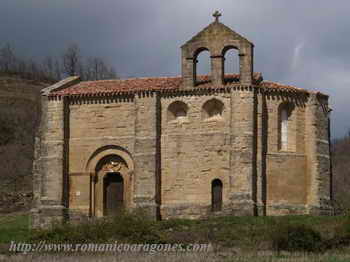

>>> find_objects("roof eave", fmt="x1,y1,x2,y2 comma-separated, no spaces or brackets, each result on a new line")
41,76,81,96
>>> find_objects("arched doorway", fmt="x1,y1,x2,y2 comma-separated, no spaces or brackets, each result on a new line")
211,179,223,212
92,154,132,217
103,172,124,216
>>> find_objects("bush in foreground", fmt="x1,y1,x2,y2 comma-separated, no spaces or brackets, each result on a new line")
271,223,322,252
25,212,350,254
30,209,161,244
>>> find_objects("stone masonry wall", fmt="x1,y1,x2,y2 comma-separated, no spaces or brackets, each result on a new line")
133,93,158,218
261,93,309,215
160,91,231,218
160,87,256,219
68,96,136,216
68,93,158,219
33,86,332,227
31,96,66,228
305,94,332,215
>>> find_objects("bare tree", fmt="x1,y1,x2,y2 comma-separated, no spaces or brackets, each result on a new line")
27,59,40,78
84,57,117,80
16,58,28,76
42,56,55,79
62,43,82,77
53,58,62,80
0,42,118,82
107,66,118,79
0,43,17,73
42,56,62,81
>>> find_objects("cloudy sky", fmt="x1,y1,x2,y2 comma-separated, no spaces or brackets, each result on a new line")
1,0,349,138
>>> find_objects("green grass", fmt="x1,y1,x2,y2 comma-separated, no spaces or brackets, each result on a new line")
0,214,30,243
1,211,350,257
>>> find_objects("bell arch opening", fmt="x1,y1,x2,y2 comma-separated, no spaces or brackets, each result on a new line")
222,46,240,84
194,48,211,85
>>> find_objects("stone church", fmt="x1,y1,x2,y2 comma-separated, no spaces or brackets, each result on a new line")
31,12,333,228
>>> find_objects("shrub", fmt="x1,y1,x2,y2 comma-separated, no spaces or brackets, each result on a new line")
30,208,162,244
271,223,322,252
324,216,350,250
107,209,161,243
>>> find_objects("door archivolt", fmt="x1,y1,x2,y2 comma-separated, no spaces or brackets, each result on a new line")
93,154,132,217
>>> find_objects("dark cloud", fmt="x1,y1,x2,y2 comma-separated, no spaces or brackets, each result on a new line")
1,0,349,137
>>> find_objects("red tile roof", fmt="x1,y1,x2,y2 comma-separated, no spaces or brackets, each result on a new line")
259,81,308,93
49,73,326,97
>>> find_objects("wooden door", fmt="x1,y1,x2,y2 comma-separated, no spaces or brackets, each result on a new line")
104,173,124,216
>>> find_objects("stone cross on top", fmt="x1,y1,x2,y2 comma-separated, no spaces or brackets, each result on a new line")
213,10,222,22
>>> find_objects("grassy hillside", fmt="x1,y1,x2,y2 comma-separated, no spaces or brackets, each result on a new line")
0,74,51,213
332,135,350,212
1,212,350,260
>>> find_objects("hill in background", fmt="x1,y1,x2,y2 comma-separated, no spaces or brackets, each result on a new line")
332,135,350,211
0,73,51,212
